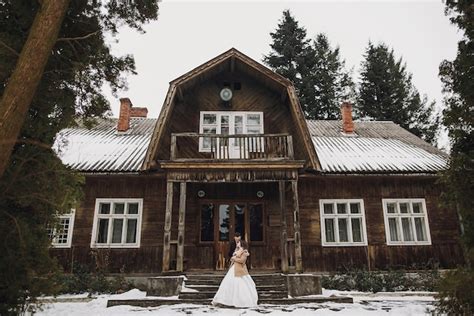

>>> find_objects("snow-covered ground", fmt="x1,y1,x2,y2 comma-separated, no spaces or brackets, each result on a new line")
30,289,436,315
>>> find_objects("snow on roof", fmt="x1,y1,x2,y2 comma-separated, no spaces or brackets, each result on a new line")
53,118,447,174
54,118,156,172
312,136,446,174
307,120,447,174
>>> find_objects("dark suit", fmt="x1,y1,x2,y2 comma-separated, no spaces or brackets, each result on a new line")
228,239,245,259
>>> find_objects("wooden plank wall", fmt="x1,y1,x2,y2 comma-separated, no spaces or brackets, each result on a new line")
155,71,309,163
50,175,167,273
51,174,464,273
298,175,464,271
183,182,283,270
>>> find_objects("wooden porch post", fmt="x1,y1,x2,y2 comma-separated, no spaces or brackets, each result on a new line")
162,181,174,272
176,182,186,272
291,180,303,272
279,180,289,273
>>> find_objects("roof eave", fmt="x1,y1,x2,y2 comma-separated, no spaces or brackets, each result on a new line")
318,170,443,176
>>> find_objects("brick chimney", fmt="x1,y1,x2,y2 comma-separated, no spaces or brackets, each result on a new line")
117,98,132,132
117,98,148,132
341,101,355,134
130,107,148,118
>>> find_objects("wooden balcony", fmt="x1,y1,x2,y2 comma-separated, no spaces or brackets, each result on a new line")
170,132,294,161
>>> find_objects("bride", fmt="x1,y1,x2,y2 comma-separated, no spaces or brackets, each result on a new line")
211,240,258,307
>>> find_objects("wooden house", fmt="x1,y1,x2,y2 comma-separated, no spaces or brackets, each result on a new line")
51,48,463,274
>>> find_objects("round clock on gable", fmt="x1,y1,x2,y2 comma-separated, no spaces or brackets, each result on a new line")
219,87,233,101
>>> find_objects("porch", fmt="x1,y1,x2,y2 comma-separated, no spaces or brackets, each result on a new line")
160,180,304,274
106,272,339,307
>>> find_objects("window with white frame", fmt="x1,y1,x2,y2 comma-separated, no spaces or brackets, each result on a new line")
383,199,431,245
47,210,75,248
199,111,263,152
91,199,143,248
320,199,368,246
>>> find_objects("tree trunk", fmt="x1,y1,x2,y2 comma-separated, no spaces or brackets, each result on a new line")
0,0,70,177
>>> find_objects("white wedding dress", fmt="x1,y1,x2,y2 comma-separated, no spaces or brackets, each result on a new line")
211,264,258,307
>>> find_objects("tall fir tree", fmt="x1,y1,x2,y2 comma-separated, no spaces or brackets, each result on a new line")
356,42,439,144
0,1,159,314
436,0,474,314
306,33,355,119
263,10,314,114
264,11,355,119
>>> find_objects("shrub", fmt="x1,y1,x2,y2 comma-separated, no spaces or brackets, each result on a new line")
321,269,440,293
56,263,133,295
436,267,474,315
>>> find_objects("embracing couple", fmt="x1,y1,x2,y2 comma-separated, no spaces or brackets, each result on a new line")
211,232,258,308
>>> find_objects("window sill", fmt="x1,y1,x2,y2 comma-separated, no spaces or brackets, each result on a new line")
90,244,141,249
322,242,368,247
386,242,432,246
50,244,72,248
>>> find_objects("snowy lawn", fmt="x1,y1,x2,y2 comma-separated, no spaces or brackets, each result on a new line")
31,289,437,315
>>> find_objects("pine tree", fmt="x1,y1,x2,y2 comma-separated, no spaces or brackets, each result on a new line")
0,1,159,314
356,42,439,144
436,0,474,313
263,10,314,113
264,12,355,119
0,0,70,177
306,34,355,119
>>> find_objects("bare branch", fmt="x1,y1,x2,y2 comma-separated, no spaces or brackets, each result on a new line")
1,210,25,248
0,39,20,56
0,138,54,151
57,31,99,42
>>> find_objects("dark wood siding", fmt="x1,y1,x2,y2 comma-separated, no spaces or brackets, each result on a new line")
183,182,282,270
51,175,167,273
298,175,464,271
51,174,463,273
155,70,309,163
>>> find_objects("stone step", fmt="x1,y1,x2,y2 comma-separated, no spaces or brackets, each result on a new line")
147,274,322,299
184,280,286,287
186,276,285,281
179,291,289,300
180,289,289,296
107,296,354,308
186,274,285,279
186,273,282,276
185,276,286,283
184,284,287,292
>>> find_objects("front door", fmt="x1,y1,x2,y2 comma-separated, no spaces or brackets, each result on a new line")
199,201,265,270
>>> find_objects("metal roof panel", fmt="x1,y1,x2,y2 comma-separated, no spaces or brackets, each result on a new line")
53,118,156,172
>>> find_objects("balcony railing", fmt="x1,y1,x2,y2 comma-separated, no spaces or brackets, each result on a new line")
170,133,294,161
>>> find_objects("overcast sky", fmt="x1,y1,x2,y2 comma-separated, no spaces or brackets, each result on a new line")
104,0,460,130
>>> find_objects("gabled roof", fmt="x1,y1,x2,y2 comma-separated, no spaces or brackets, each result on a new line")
308,120,447,174
141,48,321,170
52,49,447,176
54,118,155,172
53,119,447,175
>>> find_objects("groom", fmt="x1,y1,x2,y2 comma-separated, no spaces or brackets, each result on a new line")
227,232,251,270
228,232,244,261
